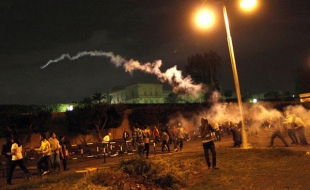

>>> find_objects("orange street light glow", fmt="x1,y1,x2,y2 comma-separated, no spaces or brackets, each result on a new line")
240,0,257,10
195,9,215,29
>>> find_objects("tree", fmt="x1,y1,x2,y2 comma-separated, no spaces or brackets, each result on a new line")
264,90,281,99
185,50,221,101
128,105,179,130
243,91,253,100
224,90,233,99
92,92,107,104
0,105,52,144
294,66,310,94
164,93,182,103
65,103,126,142
80,97,93,105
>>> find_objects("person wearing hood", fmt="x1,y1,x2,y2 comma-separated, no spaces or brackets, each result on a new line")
199,117,219,170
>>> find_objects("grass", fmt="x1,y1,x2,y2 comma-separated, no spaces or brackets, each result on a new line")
2,148,310,190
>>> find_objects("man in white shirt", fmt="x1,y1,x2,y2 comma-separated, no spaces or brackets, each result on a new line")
6,138,31,185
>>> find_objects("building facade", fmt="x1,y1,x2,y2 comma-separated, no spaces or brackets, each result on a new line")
109,83,167,104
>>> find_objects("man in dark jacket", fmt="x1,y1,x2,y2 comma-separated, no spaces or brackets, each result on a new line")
199,117,219,169
1,137,12,177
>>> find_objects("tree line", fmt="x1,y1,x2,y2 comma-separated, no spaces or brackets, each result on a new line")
0,103,212,144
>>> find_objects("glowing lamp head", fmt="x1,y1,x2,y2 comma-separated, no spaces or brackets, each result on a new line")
195,9,215,29
240,0,257,10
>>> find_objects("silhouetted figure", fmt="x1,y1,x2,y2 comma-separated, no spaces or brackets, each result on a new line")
1,137,12,178
59,136,70,171
268,117,289,147
295,116,308,146
230,123,242,147
284,114,299,145
199,117,219,170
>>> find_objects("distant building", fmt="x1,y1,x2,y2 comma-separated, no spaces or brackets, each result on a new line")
299,92,310,103
109,83,166,104
108,83,204,104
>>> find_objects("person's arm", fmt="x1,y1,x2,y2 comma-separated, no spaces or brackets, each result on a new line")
209,124,217,132
7,144,16,156
34,143,42,152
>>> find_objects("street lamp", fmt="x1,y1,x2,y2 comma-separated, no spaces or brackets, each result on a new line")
196,0,257,148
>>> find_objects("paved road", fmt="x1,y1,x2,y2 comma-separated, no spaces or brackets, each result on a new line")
1,133,309,187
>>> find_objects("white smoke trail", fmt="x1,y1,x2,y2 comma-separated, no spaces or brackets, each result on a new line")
40,51,126,69
41,51,206,98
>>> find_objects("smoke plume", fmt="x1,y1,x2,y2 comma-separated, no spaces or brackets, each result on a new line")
41,51,206,98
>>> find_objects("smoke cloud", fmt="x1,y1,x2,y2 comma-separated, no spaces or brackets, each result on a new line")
41,51,206,99
167,102,310,142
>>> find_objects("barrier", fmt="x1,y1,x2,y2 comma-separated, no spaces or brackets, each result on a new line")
24,148,39,163
24,139,160,163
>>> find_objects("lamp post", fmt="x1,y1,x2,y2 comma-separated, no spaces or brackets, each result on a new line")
196,0,257,148
221,1,248,148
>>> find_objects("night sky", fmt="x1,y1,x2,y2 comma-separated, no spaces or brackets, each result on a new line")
1,0,309,105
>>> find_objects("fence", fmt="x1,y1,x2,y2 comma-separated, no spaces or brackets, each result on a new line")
23,138,157,161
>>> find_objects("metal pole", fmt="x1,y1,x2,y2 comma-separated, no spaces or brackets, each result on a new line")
222,2,248,148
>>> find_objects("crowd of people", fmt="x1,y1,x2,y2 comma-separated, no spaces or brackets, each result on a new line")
1,107,308,185
268,109,308,147
1,132,70,185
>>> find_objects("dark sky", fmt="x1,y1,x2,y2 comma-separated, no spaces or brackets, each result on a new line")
1,0,309,105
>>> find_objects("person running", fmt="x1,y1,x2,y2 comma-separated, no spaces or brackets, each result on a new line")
153,126,160,145
49,132,61,171
143,128,151,158
284,109,299,145
6,138,31,185
161,130,170,152
175,124,185,152
268,116,289,147
35,133,51,176
199,117,219,170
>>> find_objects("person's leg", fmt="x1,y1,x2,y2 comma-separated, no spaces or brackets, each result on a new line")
44,156,51,172
4,158,11,178
179,139,183,151
50,153,55,170
218,131,221,141
7,160,17,184
17,159,30,174
291,130,299,144
202,143,211,168
278,133,289,147
269,131,277,146
161,141,165,152
37,156,45,175
287,129,296,144
138,144,144,156
166,141,170,152
209,142,217,168
145,143,150,158
63,156,68,170
298,127,308,145
55,153,61,170
124,140,128,151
